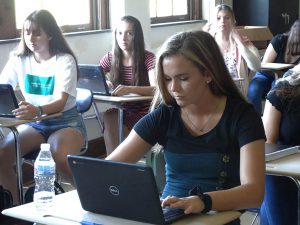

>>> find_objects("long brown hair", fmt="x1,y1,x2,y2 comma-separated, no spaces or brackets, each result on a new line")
16,9,78,77
111,15,148,86
286,19,300,56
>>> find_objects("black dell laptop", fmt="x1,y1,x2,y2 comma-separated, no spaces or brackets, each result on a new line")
0,84,19,118
67,155,186,225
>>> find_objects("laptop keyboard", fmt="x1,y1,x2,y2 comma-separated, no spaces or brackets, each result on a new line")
163,207,185,223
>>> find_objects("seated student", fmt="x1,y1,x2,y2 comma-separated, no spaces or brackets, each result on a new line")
99,15,155,155
248,19,300,114
203,4,261,96
106,31,266,225
0,10,86,204
261,64,300,225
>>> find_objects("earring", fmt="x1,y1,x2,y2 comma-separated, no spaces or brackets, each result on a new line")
206,80,210,84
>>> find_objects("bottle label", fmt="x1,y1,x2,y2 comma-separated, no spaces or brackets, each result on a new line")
36,164,55,175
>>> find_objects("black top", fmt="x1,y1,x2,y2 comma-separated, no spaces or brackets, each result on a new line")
271,34,300,64
266,81,300,146
134,97,265,198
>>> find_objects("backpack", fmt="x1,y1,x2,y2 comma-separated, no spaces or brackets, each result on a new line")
0,185,13,211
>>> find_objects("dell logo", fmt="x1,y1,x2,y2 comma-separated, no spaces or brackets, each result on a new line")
109,186,119,196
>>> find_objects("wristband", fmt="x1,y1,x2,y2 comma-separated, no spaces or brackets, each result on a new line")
189,186,212,213
37,106,44,117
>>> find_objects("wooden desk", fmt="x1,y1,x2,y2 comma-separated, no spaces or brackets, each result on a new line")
93,95,153,144
2,190,241,225
0,113,61,204
261,63,294,79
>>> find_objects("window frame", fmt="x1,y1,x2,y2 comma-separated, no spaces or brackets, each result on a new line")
0,0,110,40
150,0,202,24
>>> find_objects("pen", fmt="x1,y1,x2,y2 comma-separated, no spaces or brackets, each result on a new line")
43,214,102,225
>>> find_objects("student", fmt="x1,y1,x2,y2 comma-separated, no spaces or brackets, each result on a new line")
99,15,155,155
0,10,86,204
106,31,265,224
203,4,261,95
261,65,300,225
248,19,300,114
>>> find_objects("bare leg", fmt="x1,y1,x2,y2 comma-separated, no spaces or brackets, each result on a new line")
48,128,84,184
0,125,45,205
103,109,130,156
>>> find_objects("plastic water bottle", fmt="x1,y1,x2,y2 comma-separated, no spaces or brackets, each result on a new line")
33,143,56,213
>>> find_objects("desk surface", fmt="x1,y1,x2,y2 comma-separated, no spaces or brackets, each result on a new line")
265,143,300,177
266,151,300,178
0,113,62,127
261,63,294,70
2,190,241,225
93,95,153,103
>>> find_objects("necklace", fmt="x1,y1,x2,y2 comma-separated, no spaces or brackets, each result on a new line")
182,104,219,133
222,41,231,53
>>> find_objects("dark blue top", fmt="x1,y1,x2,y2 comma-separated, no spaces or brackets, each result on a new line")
134,97,265,198
266,81,300,146
271,34,300,64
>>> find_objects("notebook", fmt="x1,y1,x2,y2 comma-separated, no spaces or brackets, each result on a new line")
67,155,186,225
0,84,19,118
77,64,112,96
265,143,299,162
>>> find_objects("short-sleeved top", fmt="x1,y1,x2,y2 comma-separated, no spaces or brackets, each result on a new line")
0,53,77,112
99,50,155,129
266,82,300,146
271,34,300,64
134,97,265,198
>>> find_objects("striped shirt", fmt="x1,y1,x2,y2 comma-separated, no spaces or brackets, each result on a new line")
99,50,155,129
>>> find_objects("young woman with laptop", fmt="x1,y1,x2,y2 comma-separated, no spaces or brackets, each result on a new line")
106,31,266,225
0,10,86,204
99,15,156,155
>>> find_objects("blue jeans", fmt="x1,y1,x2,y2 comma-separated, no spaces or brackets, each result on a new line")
28,107,87,141
247,72,275,114
260,175,298,225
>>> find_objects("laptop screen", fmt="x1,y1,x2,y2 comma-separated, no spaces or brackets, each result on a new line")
77,64,111,96
0,84,19,117
68,155,167,224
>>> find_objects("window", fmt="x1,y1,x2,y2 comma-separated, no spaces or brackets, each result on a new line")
0,0,109,40
150,0,202,24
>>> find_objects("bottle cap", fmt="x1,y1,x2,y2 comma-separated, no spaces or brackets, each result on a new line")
40,143,50,151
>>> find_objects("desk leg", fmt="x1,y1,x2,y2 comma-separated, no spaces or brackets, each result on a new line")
288,177,300,225
118,108,124,145
92,102,104,132
11,127,24,204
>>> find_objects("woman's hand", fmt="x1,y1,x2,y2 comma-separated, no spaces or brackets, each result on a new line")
232,29,251,46
161,195,204,214
111,84,132,96
106,80,114,90
203,22,217,36
12,101,39,119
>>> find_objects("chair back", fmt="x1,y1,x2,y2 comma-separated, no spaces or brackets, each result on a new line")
76,88,93,113
76,64,105,131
